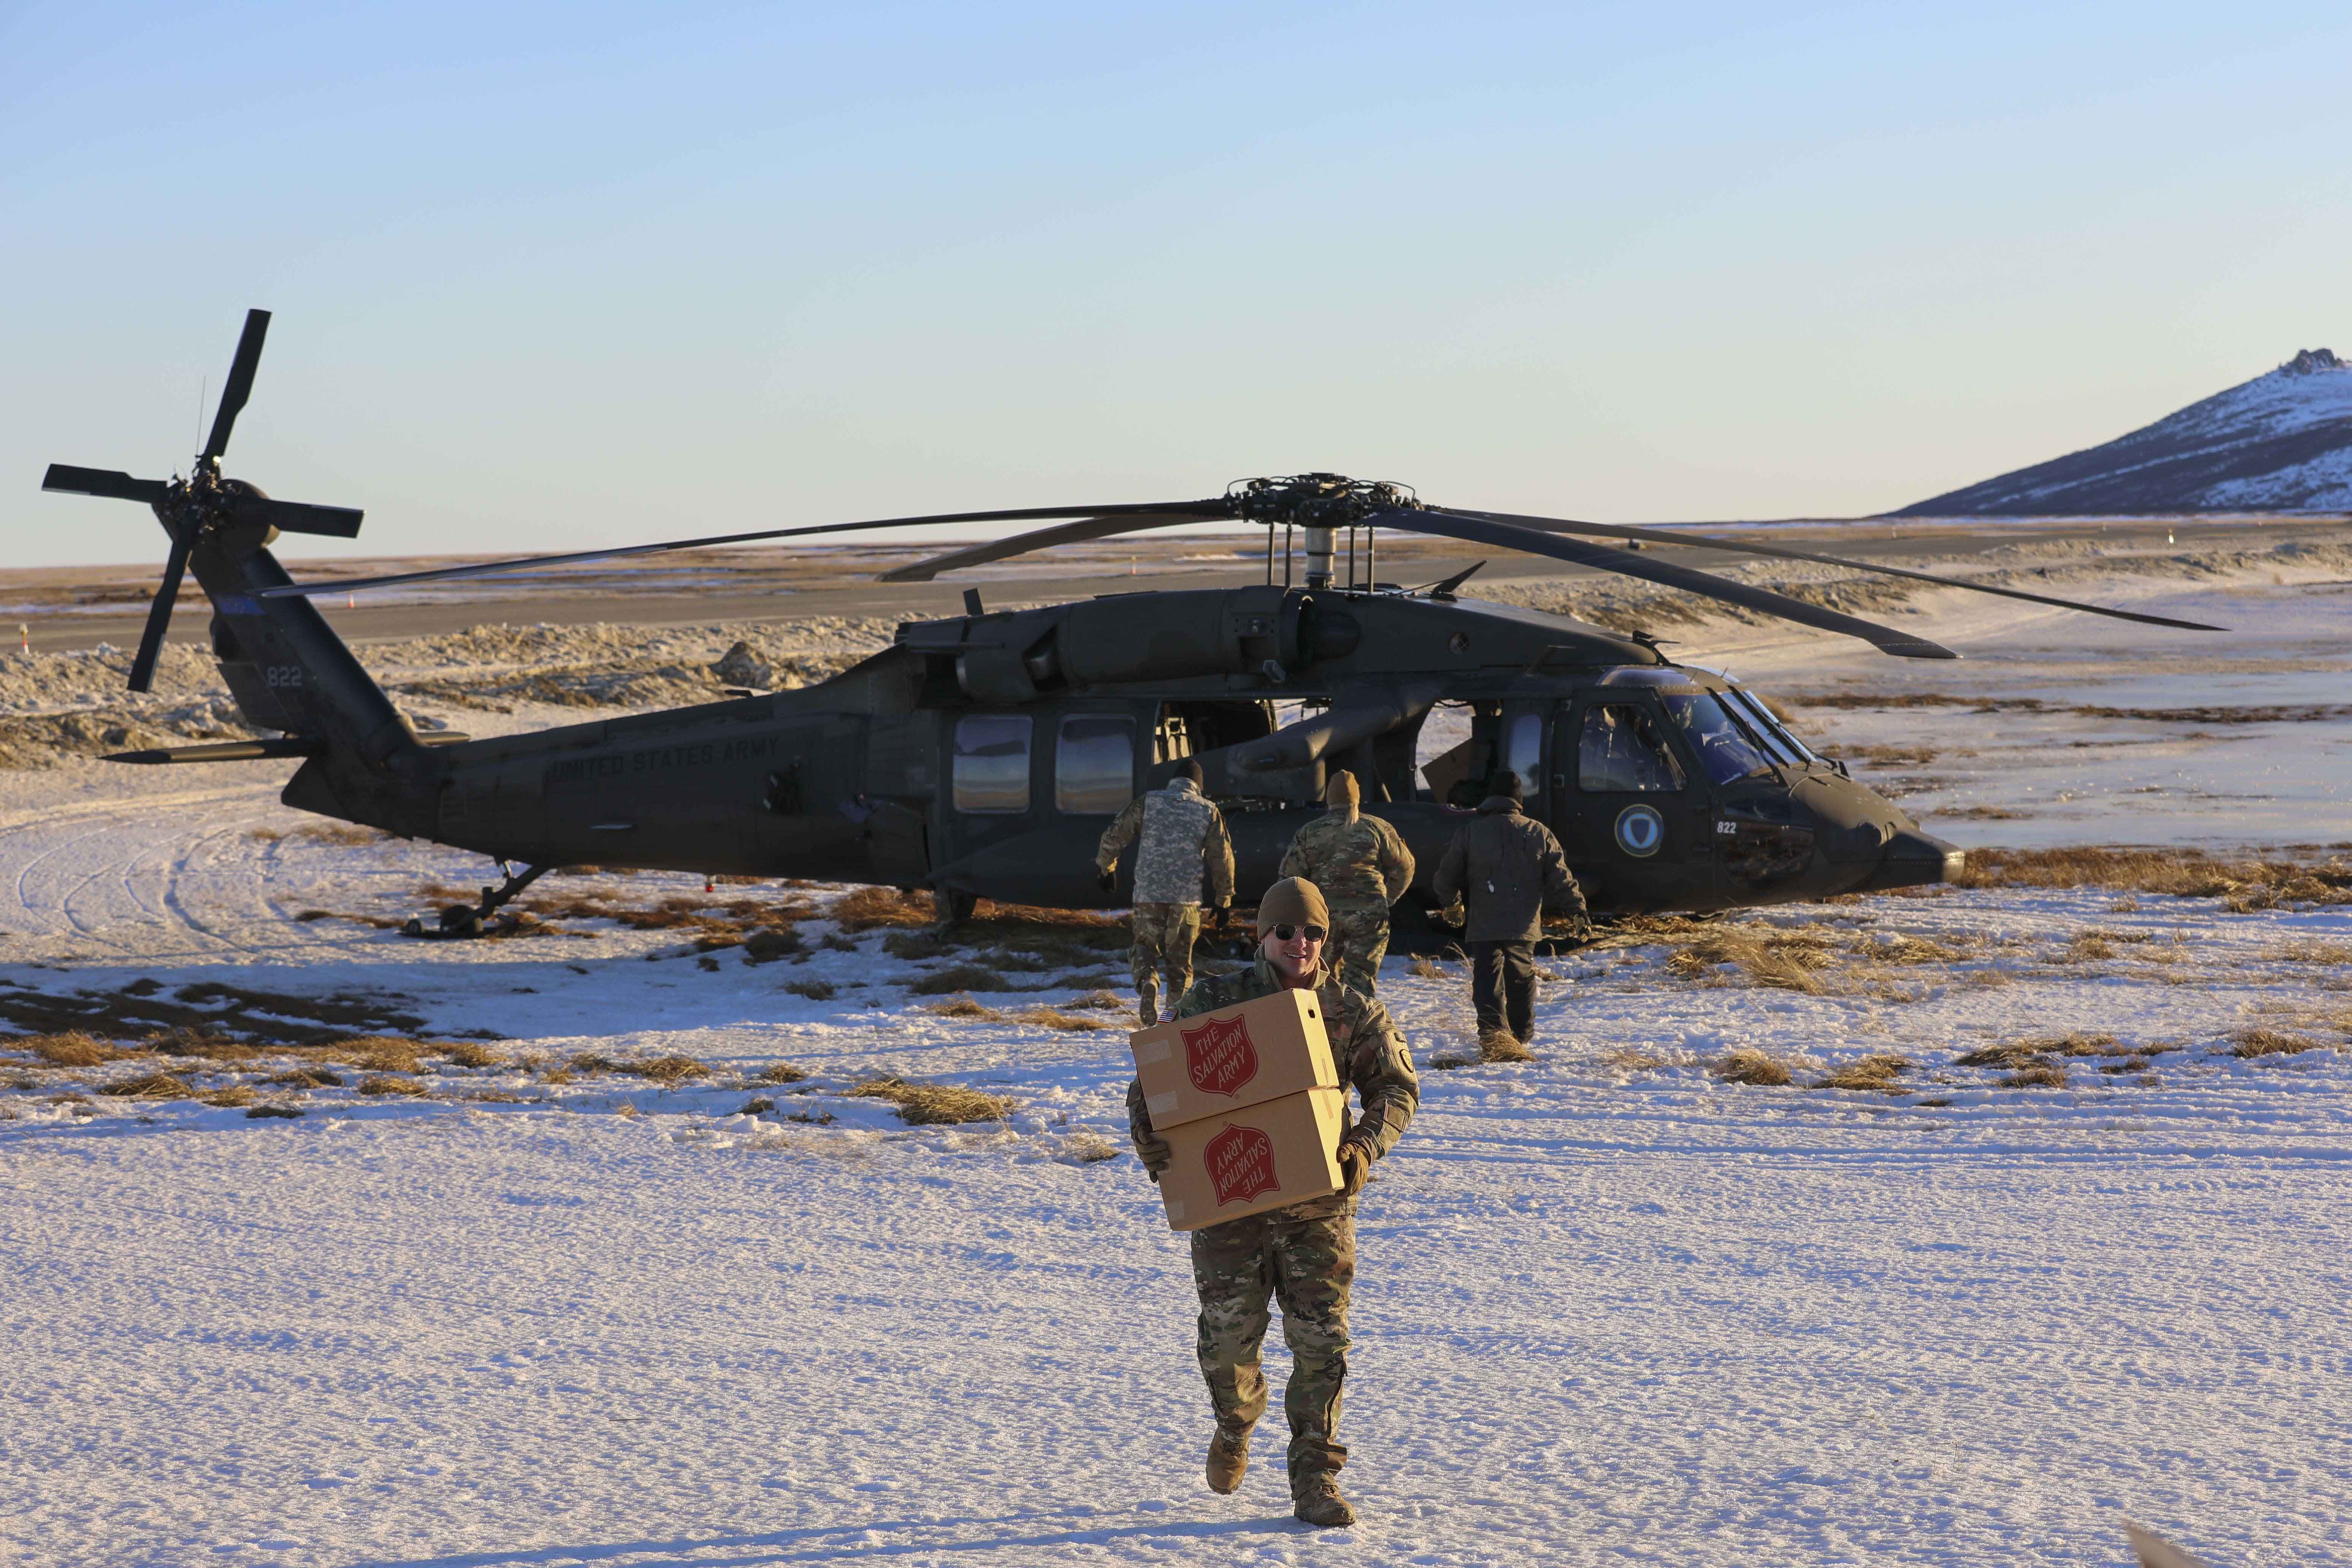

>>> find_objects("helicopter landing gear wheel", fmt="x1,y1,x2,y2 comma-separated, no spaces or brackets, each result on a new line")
402,861,553,939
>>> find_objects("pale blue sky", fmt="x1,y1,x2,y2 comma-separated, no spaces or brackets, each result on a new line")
6,1,2348,569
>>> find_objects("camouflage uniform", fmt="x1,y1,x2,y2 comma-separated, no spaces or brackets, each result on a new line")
1127,903,1201,1030
1126,959,1420,1497
1097,778,1235,1026
1277,807,1415,996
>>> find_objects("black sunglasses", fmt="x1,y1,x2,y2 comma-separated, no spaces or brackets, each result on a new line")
1268,924,1326,943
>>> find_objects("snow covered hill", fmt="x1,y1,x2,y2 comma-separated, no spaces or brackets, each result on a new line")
1897,348,2352,516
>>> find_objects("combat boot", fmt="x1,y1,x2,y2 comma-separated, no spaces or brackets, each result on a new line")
1478,1028,1534,1063
1292,1472,1355,1527
1204,1424,1251,1494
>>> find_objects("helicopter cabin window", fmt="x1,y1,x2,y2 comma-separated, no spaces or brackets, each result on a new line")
952,714,1032,814
1504,712,1543,797
1659,691,1774,786
1578,704,1685,793
1056,714,1135,814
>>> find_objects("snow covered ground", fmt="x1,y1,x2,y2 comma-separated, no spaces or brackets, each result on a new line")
5,778,2352,1567
6,561,2352,1567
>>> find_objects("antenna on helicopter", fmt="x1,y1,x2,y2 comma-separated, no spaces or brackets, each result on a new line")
1421,561,1487,601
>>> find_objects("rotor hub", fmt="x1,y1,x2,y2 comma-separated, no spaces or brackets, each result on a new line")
1225,473,1421,529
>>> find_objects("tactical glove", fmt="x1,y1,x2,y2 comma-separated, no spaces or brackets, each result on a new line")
1336,1141,1372,1198
1135,1129,1173,1179
1212,902,1231,931
1097,868,1117,895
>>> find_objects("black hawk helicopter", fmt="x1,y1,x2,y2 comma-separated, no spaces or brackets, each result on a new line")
42,311,2222,936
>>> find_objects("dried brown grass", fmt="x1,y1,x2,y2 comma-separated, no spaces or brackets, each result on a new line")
2001,1065,2069,1089
614,1055,710,1083
849,1076,1015,1125
1712,1049,1794,1087
1953,845,2352,907
831,886,934,930
9,1031,138,1067
756,1062,809,1084
1666,928,1836,993
339,1038,427,1074
356,1075,426,1096
924,997,1003,1021
1959,1032,2124,1068
2274,940,2352,965
1062,989,1125,1011
783,979,837,1001
2229,1027,2329,1059
1815,1053,1914,1092
298,822,386,846
142,1026,263,1061
1849,935,1975,965
1013,1008,1108,1033
98,1072,194,1099
442,1043,505,1069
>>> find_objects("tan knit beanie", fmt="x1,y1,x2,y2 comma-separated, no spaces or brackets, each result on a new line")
1323,771,1359,821
1255,877,1330,935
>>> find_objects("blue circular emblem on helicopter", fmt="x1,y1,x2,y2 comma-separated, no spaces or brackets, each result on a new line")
1614,804,1665,858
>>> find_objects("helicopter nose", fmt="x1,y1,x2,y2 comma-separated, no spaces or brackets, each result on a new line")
1850,826,1966,893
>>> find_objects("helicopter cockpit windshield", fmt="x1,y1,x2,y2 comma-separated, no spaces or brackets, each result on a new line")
1594,666,1811,785
1659,691,1774,785
1719,686,1820,767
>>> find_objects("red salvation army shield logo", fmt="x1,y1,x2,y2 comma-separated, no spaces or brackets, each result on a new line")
1181,1014,1260,1097
1205,1123,1280,1207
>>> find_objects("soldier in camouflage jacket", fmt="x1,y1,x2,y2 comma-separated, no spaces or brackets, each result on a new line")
1126,877,1420,1528
1096,762,1236,1026
1276,772,1415,996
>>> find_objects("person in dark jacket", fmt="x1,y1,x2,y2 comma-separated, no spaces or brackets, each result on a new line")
1431,771,1584,1061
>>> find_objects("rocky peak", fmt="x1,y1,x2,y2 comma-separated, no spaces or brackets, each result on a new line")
2281,348,2342,375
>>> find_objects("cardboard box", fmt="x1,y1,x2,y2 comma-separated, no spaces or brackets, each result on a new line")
1156,1087,1348,1231
1129,988,1338,1130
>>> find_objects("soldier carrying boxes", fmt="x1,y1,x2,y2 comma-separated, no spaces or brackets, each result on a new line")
1125,877,1420,1528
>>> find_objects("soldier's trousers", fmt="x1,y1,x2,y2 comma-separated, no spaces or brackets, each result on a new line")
1470,938,1537,1041
1325,903,1391,997
1190,1206,1355,1485
1130,901,1201,1026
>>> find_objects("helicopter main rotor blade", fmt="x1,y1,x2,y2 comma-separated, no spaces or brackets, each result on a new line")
220,492,367,539
1450,508,2227,633
127,533,193,693
875,512,1221,581
1389,508,1960,658
202,309,271,464
254,500,1228,599
43,464,170,505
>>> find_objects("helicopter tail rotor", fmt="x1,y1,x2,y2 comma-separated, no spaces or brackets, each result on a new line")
38,309,366,692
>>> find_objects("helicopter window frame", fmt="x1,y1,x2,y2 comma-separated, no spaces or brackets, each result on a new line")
1054,712,1137,815
951,714,1034,815
1576,701,1687,795
1659,691,1776,786
1723,687,1819,766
